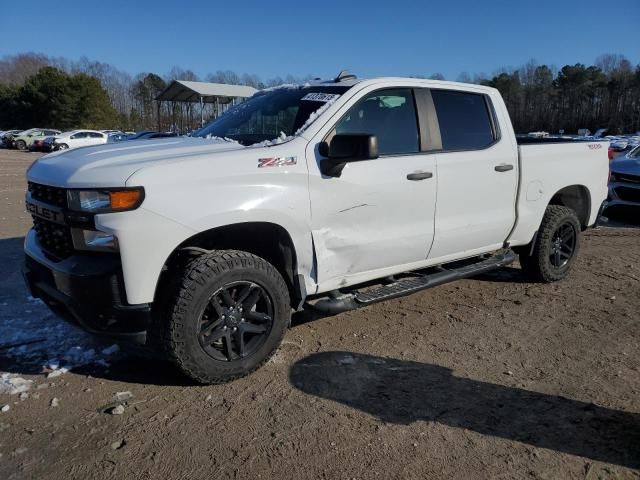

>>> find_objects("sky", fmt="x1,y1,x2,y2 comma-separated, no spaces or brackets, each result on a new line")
1,0,638,81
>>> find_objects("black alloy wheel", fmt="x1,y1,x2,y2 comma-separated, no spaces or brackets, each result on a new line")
197,280,274,362
549,222,577,269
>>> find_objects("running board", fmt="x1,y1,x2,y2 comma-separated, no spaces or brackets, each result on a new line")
310,250,516,314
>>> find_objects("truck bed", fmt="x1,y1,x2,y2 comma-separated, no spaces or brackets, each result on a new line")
506,139,610,247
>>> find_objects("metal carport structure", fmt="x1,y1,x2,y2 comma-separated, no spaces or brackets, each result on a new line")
156,80,258,127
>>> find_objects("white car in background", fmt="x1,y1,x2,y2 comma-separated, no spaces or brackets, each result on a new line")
53,130,108,151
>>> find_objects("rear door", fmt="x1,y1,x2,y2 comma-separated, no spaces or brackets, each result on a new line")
426,89,518,260
307,87,438,291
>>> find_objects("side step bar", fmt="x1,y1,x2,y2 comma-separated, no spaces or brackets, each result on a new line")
310,250,516,314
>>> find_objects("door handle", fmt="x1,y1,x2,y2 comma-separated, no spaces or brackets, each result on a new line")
406,171,433,181
494,164,514,172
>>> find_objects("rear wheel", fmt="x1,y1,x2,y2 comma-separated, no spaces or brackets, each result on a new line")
57,143,69,150
159,250,290,384
519,205,581,282
15,140,26,151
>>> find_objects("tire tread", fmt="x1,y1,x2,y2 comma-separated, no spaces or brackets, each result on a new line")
158,249,290,384
520,205,581,282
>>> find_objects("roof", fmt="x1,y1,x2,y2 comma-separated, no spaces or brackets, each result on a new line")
156,80,258,103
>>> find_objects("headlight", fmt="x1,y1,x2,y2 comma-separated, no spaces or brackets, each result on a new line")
71,229,118,252
67,188,144,213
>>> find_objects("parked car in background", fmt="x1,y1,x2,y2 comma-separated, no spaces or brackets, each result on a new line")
0,130,23,148
610,138,629,152
52,130,108,150
140,132,179,139
126,130,156,140
30,137,50,152
12,128,61,150
41,136,57,153
101,130,123,136
124,131,179,140
107,133,129,142
608,145,640,213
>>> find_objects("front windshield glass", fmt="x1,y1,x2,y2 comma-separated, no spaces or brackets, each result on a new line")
195,85,349,146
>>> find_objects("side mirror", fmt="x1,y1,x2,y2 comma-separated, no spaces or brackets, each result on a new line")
319,134,379,177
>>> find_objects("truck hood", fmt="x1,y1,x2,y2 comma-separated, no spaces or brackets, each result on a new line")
610,157,640,176
27,137,247,187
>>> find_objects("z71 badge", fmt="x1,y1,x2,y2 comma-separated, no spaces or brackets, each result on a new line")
258,156,297,168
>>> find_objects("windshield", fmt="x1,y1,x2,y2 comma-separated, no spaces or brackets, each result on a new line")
195,85,350,146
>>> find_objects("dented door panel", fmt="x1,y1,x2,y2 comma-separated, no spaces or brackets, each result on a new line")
307,147,437,291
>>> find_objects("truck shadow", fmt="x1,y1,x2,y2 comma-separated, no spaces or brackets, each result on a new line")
290,351,640,469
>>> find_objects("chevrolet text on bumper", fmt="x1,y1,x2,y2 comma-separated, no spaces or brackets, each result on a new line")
24,73,609,384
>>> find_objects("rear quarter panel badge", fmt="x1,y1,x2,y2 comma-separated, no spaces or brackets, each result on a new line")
258,156,297,168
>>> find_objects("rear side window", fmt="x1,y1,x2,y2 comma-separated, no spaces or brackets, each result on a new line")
431,90,495,150
334,88,419,155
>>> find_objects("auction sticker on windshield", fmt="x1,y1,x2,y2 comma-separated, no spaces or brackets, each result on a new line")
301,93,341,102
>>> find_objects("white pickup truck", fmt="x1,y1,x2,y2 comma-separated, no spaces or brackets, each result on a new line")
23,73,609,383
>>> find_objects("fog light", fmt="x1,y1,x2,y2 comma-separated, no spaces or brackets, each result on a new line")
72,229,118,252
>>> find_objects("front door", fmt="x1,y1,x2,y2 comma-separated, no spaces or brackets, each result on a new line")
307,87,437,292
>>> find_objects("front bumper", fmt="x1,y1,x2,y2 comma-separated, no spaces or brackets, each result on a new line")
23,229,151,343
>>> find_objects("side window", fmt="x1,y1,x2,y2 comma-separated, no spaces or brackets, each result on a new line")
334,88,419,155
431,90,495,150
89,132,103,138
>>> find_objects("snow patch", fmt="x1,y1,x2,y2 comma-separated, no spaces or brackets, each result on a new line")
0,374,33,395
0,296,124,394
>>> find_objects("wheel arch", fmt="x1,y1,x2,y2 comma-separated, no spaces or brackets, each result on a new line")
548,184,591,230
155,221,304,308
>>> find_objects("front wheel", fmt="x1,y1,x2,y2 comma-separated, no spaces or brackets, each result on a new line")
519,205,581,282
159,250,291,384
15,140,26,151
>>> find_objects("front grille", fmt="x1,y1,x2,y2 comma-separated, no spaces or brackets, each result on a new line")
616,173,640,184
28,182,67,208
32,217,74,260
28,182,74,260
615,186,640,203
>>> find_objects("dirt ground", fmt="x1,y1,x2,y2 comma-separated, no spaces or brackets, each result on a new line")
0,148,639,479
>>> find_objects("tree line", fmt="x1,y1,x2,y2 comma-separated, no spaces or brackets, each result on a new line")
0,52,638,134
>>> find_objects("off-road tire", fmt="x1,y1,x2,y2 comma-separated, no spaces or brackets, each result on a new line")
158,250,290,384
519,205,581,282
15,140,26,151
